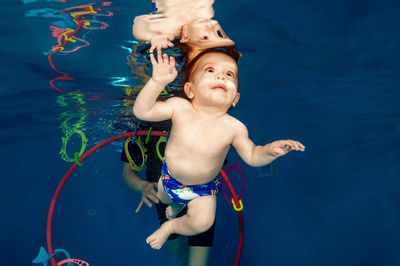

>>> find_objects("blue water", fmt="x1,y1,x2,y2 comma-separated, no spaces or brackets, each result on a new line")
1,0,399,265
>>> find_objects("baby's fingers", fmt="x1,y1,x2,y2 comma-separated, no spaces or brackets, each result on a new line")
286,140,305,151
292,141,305,151
162,52,169,63
157,49,163,63
149,53,157,65
167,34,174,41
169,55,175,66
151,44,163,54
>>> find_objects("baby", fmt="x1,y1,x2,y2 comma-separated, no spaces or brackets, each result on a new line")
133,48,305,249
132,0,234,62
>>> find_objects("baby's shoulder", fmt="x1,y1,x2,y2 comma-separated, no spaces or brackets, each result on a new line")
166,96,189,104
165,96,191,111
222,114,247,131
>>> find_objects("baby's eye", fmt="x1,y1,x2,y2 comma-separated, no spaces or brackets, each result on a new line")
205,67,214,73
201,36,209,40
226,71,235,77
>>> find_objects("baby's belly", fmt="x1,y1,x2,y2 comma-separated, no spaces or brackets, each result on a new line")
164,130,231,185
165,151,226,185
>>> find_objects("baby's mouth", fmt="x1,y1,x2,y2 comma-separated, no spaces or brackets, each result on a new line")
212,84,227,91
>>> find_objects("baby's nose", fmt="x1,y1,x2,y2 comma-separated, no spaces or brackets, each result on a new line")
216,30,225,38
216,73,225,80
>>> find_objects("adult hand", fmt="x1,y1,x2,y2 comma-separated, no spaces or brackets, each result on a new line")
136,181,159,213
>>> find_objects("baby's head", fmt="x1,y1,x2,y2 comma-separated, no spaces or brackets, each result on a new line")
180,18,235,63
181,47,240,109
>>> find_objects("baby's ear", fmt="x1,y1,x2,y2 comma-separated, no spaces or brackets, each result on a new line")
232,93,240,107
180,25,189,43
184,82,194,99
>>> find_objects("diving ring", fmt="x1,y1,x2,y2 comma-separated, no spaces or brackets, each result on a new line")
60,130,88,162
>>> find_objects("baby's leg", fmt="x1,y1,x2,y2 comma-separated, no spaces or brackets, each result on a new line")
146,195,216,249
166,203,186,220
157,178,186,219
157,177,174,204
177,195,216,235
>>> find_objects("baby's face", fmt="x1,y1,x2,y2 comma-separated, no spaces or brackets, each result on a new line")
182,18,235,48
185,52,239,108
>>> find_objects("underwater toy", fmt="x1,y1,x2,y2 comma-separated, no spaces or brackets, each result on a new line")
59,130,88,163
32,246,88,266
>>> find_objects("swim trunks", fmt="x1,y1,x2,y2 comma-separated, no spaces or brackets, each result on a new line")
161,161,222,204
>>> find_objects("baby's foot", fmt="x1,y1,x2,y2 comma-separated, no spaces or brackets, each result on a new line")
146,222,173,249
166,204,186,220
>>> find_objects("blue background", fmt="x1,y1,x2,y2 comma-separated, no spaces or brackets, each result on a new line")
0,0,399,265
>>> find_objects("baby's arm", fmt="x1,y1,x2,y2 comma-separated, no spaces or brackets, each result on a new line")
133,52,178,121
232,121,305,167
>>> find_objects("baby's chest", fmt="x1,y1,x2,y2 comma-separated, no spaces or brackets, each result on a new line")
177,119,233,150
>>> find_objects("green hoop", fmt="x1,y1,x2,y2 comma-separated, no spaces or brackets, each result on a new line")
60,130,88,162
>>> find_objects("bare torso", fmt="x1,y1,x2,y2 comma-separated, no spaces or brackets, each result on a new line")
133,0,215,41
165,99,238,185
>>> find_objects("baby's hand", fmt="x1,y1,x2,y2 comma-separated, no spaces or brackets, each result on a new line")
150,34,174,53
265,140,305,157
150,51,177,85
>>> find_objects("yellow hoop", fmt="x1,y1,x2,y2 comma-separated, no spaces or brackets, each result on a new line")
124,136,147,171
156,135,166,161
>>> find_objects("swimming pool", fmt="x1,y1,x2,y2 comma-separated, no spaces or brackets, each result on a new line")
1,0,399,265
